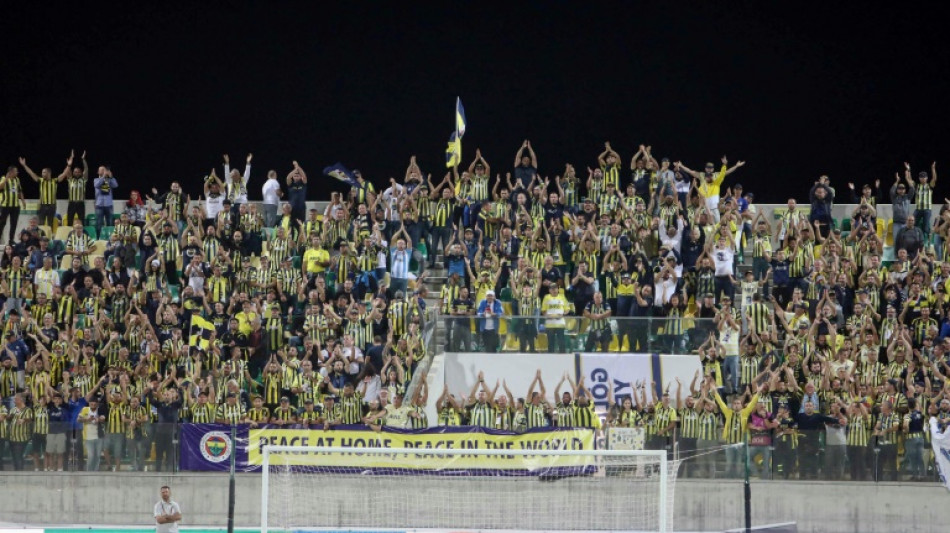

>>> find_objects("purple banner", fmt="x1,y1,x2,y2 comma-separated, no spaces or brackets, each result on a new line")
179,423,595,473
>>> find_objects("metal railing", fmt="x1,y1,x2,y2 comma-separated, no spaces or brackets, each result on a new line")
438,314,717,353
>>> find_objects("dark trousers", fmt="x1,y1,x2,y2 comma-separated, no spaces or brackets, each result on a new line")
774,438,795,479
95,206,113,235
67,202,86,227
630,322,649,352
679,437,697,476
848,445,869,481
518,321,537,352
876,444,897,481
798,434,821,479
714,275,735,303
0,206,20,243
153,426,176,472
38,203,57,227
9,441,27,470
452,321,472,351
585,328,611,352
752,257,770,281
481,329,500,353
915,208,932,238
547,328,566,353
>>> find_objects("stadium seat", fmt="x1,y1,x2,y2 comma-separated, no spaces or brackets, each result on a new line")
59,255,73,270
885,220,894,246
876,218,886,240
85,214,96,227
84,225,97,239
38,225,52,240
840,218,852,232
99,225,115,241
53,226,72,242
608,335,631,352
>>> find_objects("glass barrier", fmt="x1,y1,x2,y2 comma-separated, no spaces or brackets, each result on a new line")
439,314,718,353
0,422,939,482
0,422,184,473
658,428,939,483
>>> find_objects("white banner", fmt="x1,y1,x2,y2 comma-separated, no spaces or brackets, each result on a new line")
442,352,576,404
438,352,701,417
607,427,645,450
578,353,702,413
931,417,950,492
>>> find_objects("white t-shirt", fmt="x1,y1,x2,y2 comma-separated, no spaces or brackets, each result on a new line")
541,295,568,328
205,193,225,220
342,346,364,375
261,178,281,205
739,280,758,309
154,500,182,533
712,246,735,276
720,323,740,357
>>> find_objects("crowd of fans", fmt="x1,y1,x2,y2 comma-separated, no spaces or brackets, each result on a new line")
0,145,947,483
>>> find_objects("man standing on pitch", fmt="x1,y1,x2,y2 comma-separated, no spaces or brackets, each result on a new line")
154,486,182,533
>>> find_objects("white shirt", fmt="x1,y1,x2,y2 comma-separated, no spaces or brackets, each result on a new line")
154,500,182,533
342,346,364,375
223,163,251,204
205,193,225,220
712,246,735,277
390,247,410,279
261,178,281,205
653,276,677,305
381,185,404,222
34,268,60,298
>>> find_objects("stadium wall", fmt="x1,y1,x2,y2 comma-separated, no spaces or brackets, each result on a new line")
0,473,941,532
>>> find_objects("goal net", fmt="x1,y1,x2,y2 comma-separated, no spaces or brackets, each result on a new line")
262,446,679,533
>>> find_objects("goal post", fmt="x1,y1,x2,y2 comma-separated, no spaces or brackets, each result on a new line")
261,445,676,533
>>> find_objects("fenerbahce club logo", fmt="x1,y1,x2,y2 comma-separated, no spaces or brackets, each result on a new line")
200,431,233,463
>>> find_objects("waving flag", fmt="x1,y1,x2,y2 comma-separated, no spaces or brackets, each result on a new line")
189,314,216,350
456,97,467,137
323,163,359,188
446,97,466,168
446,131,462,168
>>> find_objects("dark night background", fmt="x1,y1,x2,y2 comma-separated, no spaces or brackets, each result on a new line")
2,3,948,203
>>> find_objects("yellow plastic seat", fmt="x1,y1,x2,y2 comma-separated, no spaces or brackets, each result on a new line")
54,226,72,242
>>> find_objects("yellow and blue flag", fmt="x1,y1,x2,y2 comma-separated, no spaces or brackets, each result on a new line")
446,97,466,168
323,163,359,188
455,97,466,137
446,131,462,168
189,314,216,350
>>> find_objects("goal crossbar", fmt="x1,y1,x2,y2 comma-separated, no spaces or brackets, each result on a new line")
261,445,669,533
